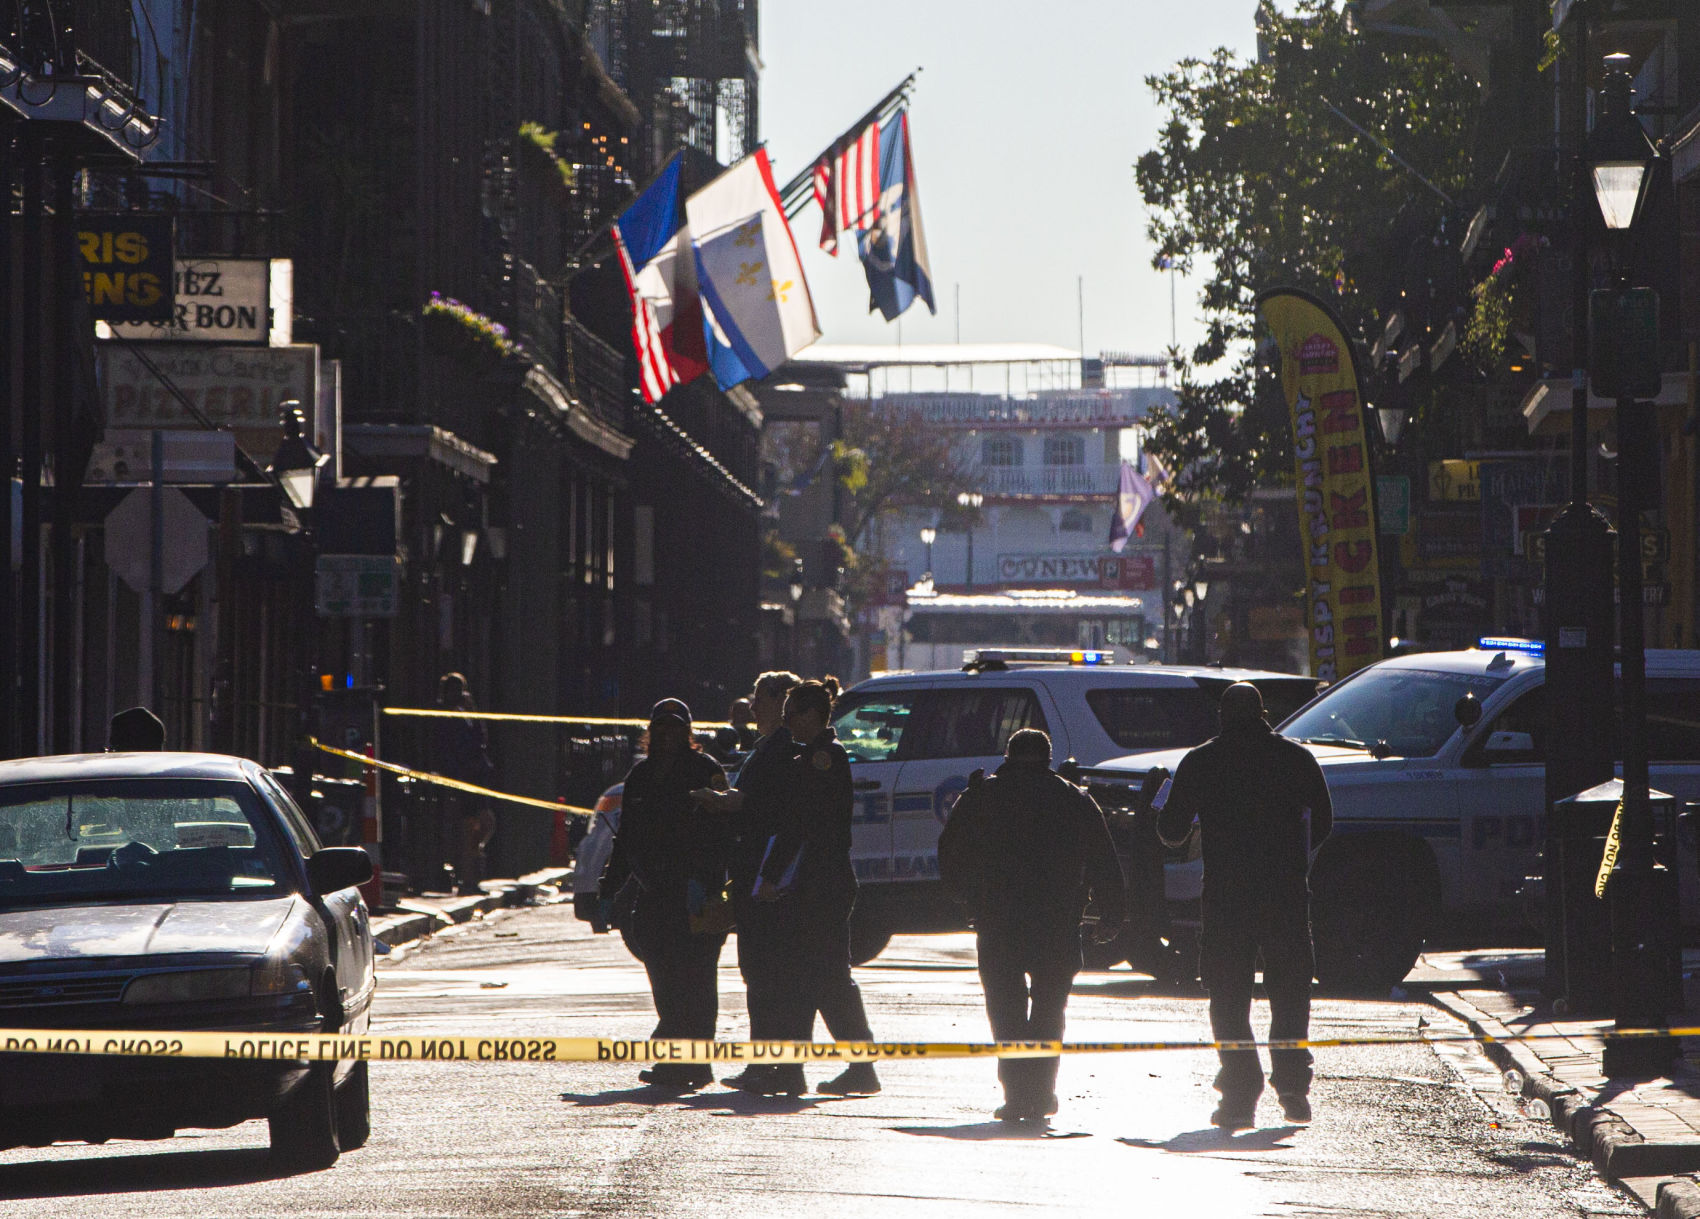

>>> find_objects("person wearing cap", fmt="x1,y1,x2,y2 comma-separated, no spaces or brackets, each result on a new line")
601,698,730,1090
744,677,883,1097
108,706,166,751
1157,681,1333,1130
938,727,1126,1124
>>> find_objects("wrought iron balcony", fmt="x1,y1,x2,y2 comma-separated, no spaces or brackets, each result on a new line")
975,464,1120,497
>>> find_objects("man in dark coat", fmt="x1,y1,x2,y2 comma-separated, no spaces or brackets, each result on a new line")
938,728,1127,1124
1157,681,1333,1129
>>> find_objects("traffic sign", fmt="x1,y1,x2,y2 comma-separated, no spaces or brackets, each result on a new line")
103,487,209,594
1589,287,1661,399
316,555,400,617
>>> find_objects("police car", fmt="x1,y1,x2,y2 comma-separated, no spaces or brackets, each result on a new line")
1080,638,1700,991
832,649,1321,962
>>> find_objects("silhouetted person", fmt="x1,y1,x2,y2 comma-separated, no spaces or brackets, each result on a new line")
1158,681,1332,1129
433,672,496,894
939,728,1125,1124
108,707,165,752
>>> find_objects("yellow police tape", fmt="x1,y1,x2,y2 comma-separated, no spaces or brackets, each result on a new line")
1594,797,1625,899
308,737,596,817
383,707,732,730
0,1026,1693,1064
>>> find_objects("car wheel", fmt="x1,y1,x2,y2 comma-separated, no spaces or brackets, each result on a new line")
270,1061,340,1170
1311,836,1439,995
334,1059,371,1151
849,915,891,966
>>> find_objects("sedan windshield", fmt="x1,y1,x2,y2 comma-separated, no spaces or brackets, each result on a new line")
0,779,291,908
1278,667,1509,758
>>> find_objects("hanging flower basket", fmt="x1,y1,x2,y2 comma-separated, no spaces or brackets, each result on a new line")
1461,234,1546,372
421,292,528,374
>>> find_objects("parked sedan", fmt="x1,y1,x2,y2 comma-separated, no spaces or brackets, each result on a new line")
0,752,376,1169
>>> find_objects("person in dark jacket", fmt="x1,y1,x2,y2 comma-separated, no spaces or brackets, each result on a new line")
691,670,802,1092
938,728,1127,1124
1157,681,1333,1129
747,677,881,1097
601,698,730,1090
432,672,497,895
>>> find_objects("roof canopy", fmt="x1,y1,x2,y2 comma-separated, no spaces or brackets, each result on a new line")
791,343,1083,371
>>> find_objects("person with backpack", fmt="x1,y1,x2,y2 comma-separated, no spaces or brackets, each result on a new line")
938,728,1125,1124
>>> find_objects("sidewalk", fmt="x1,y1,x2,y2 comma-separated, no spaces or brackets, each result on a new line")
1430,962,1700,1219
369,867,572,951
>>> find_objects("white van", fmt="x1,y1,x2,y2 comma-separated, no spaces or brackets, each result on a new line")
1080,640,1700,990
832,650,1320,962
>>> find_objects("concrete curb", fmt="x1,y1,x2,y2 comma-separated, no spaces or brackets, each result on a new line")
1428,991,1700,1217
370,867,570,950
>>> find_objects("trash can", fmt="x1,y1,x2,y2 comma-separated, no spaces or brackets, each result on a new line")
1548,779,1680,1016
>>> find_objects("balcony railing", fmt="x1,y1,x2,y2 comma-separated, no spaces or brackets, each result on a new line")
977,464,1120,497
877,391,1152,429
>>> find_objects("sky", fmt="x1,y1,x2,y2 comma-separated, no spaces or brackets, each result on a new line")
758,0,1265,362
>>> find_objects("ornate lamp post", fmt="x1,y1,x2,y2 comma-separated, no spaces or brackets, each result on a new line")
919,526,937,580
1584,63,1678,1075
956,491,984,588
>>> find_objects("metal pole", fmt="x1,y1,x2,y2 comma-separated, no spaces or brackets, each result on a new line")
49,143,77,753
0,127,15,759
140,429,162,717
18,129,42,754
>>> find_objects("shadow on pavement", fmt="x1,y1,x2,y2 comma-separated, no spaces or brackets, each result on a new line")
1117,1126,1302,1153
1070,976,1207,1001
891,1121,1090,1141
0,1146,290,1197
558,1085,825,1115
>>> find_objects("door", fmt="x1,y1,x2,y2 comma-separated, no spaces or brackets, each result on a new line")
831,687,922,886
1450,684,1548,920
890,685,1054,884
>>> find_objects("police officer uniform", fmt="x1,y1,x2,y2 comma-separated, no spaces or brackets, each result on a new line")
754,725,879,1096
1157,682,1332,1127
604,702,730,1090
939,729,1126,1122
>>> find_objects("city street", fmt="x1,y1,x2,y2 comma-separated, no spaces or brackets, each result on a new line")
0,901,1640,1218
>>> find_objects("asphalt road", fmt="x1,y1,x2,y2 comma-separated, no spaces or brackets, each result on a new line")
0,901,1643,1217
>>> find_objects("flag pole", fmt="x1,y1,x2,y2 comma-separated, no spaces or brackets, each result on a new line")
776,70,920,218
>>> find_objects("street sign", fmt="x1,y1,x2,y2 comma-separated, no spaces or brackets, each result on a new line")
103,487,210,595
1589,287,1661,399
1376,475,1411,535
1427,459,1480,502
316,555,401,618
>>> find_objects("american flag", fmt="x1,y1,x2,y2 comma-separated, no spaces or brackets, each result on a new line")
813,120,882,256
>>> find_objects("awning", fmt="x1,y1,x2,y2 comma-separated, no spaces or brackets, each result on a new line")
342,425,496,484
0,48,161,160
1519,373,1696,436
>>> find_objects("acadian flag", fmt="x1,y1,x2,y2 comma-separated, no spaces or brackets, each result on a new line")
857,109,935,322
611,155,707,404
687,149,821,390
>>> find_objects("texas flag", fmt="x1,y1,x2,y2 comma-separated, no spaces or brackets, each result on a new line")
612,155,707,404
687,149,821,390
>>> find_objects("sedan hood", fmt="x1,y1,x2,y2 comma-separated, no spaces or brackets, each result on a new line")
0,897,299,964
1087,738,1367,779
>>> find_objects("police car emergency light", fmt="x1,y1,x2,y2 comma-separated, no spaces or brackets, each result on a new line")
962,648,1111,670
1476,636,1545,656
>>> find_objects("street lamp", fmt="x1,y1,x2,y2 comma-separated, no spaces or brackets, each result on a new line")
267,401,328,512
956,492,984,589
1584,62,1678,1075
919,526,937,579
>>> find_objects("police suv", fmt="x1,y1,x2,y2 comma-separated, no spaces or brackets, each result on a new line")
830,649,1320,962
1079,639,1700,991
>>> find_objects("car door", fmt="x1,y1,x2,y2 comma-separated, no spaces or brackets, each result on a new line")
260,772,373,1031
890,684,1055,884
1448,681,1548,919
831,686,923,886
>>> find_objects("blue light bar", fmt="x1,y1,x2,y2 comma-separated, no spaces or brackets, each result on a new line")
1477,637,1544,656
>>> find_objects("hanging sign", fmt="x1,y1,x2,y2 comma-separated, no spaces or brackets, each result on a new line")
1257,288,1385,683
76,215,174,323
106,258,289,345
